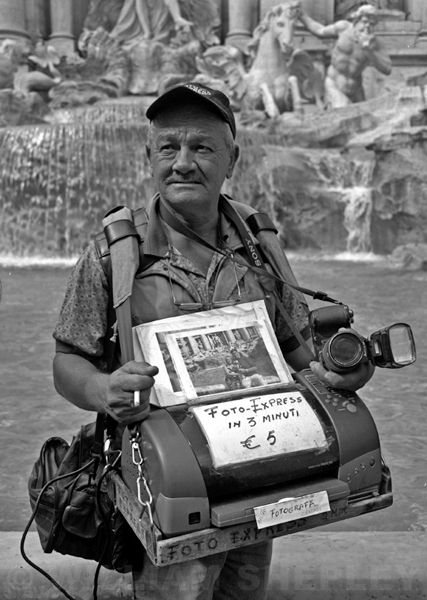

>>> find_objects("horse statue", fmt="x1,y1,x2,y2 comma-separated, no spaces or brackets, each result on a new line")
195,1,324,117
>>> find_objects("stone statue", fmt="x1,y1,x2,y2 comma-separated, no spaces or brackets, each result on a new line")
27,40,62,81
94,0,220,95
0,39,20,90
110,0,193,45
196,1,325,117
0,38,62,124
84,0,126,32
297,3,392,108
47,28,131,108
336,1,405,19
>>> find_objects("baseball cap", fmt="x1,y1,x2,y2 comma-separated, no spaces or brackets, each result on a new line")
146,82,236,138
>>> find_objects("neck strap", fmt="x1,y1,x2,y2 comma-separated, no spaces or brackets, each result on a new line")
159,195,342,304
158,196,337,360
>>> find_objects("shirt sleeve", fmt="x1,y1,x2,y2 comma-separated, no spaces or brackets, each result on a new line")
53,241,110,358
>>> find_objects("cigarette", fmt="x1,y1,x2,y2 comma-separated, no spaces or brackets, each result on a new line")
133,390,140,407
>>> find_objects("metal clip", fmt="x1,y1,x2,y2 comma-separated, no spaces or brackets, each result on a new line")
131,440,154,526
104,436,122,467
131,440,143,467
136,473,154,526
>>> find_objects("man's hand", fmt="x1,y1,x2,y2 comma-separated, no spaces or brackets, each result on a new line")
291,0,304,20
103,361,159,425
310,358,375,391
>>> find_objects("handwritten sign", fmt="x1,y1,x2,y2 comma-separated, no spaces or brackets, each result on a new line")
190,391,328,468
254,491,331,529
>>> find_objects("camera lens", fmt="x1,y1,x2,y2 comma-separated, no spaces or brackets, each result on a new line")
321,331,366,373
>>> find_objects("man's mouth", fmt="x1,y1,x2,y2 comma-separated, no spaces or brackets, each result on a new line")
169,180,200,185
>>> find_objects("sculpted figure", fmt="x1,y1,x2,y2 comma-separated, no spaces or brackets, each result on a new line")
336,1,404,18
111,0,193,45
297,3,392,108
0,39,61,123
48,28,130,108
106,0,219,94
196,1,325,117
0,39,21,90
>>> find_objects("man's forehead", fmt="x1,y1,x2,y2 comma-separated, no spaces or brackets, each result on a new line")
154,126,220,139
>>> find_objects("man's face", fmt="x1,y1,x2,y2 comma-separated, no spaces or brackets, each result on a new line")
146,104,239,217
354,15,377,35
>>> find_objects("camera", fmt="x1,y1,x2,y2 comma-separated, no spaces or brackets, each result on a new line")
309,305,416,374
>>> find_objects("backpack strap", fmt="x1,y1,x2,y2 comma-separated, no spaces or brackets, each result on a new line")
94,197,312,365
94,205,154,278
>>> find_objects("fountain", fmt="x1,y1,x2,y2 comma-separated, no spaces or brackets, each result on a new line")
1,0,427,259
0,115,154,256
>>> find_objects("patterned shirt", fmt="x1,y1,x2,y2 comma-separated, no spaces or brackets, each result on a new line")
53,198,310,364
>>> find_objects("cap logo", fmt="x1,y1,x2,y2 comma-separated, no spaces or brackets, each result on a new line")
185,84,212,96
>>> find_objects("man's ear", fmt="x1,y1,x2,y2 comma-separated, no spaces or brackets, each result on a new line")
226,144,240,179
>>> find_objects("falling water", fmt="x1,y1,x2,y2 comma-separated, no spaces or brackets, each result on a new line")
340,157,375,253
229,132,377,254
0,119,154,256
0,98,418,259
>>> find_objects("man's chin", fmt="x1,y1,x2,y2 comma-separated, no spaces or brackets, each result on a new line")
163,183,206,202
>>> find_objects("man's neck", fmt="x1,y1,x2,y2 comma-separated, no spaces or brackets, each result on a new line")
158,200,220,247
158,201,221,274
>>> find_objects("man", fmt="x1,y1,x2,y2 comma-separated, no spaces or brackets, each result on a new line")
53,81,374,599
297,3,392,108
230,347,266,388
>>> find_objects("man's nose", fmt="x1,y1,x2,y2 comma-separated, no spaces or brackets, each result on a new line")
173,147,194,172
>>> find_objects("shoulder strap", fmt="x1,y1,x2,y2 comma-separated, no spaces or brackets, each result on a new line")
94,205,155,278
94,205,156,371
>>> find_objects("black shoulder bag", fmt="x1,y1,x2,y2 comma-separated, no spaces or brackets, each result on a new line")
21,209,144,600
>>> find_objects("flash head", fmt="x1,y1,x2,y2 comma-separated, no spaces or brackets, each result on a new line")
368,323,416,369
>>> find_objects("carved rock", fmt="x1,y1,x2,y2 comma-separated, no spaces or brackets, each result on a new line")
48,28,130,109
0,89,48,126
389,243,427,270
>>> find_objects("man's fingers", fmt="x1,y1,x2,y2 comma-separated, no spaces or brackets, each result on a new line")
110,361,159,393
121,360,159,378
309,359,375,391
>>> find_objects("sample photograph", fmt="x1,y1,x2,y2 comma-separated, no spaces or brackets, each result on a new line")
135,300,294,405
167,324,282,397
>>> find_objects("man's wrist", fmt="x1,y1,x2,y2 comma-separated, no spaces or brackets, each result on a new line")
83,370,110,413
